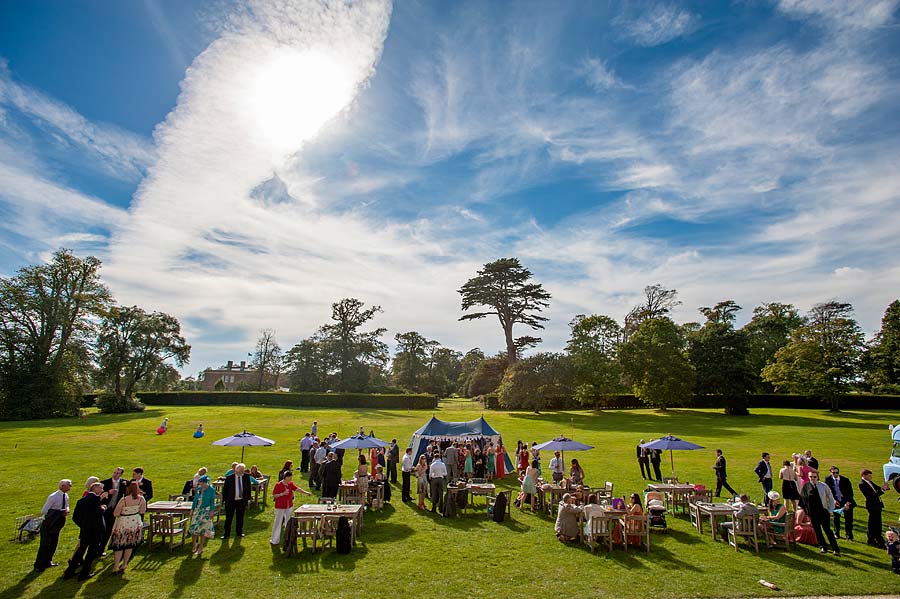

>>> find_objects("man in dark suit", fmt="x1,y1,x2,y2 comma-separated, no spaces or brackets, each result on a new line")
387,439,400,484
63,481,106,581
805,450,819,471
754,452,774,501
713,449,738,497
859,468,887,548
636,441,650,480
131,467,153,503
825,465,855,540
800,470,840,555
321,451,343,499
650,448,663,482
100,467,127,552
222,463,252,539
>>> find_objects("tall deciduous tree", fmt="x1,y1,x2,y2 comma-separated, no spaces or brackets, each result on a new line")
285,337,329,392
624,284,680,338
457,348,486,395
96,306,190,408
318,298,387,392
619,317,695,411
392,331,436,392
496,352,574,412
689,302,754,415
762,301,865,410
458,258,551,363
743,302,803,392
250,329,282,391
566,314,626,405
864,300,900,393
467,355,508,396
0,249,110,419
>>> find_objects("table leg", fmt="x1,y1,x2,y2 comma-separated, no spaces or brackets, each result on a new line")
709,515,717,541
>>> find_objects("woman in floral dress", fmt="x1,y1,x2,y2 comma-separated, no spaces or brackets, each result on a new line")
109,481,146,573
189,475,216,556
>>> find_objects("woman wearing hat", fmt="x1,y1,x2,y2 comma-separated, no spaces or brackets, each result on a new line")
760,490,787,548
189,475,216,556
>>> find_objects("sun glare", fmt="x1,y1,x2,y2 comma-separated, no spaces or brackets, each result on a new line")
250,49,356,151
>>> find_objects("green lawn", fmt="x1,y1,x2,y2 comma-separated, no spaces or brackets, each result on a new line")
2,402,899,598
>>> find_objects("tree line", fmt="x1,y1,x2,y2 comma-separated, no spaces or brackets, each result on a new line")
1,252,897,419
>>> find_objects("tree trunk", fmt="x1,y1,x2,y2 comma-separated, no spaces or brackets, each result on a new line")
504,325,516,364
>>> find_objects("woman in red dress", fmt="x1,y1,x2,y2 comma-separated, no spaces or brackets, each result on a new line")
496,444,506,478
518,448,529,476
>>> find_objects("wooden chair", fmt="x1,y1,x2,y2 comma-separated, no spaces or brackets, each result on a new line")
344,490,364,505
486,490,512,520
319,517,336,551
727,514,760,552
623,513,650,552
764,512,794,551
295,516,321,553
584,514,615,553
691,489,713,504
663,476,679,484
689,501,702,533
148,512,189,553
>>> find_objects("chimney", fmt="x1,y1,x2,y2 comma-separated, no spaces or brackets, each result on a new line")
240,361,246,370
227,360,233,369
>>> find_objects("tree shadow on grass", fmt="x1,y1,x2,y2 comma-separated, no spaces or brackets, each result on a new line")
658,528,703,546
269,543,370,576
513,409,891,439
131,548,182,572
0,410,160,430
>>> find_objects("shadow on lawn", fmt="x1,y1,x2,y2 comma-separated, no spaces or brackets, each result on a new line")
170,553,205,598
269,543,371,576
513,409,890,439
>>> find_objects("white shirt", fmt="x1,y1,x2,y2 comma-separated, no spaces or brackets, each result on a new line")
814,481,835,513
550,456,564,474
402,454,414,473
430,459,448,478
314,446,327,464
300,436,313,451
311,423,317,436
41,490,68,516
235,475,243,500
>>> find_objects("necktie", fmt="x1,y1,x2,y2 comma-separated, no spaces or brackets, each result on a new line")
62,493,68,511
236,476,242,499
834,478,842,502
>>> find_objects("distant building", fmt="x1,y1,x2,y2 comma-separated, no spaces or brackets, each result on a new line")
199,360,258,391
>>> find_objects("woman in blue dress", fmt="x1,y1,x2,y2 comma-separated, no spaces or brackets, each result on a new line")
189,475,216,556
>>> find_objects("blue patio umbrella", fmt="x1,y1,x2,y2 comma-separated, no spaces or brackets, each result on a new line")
533,436,594,464
640,435,704,477
330,434,389,451
212,430,275,462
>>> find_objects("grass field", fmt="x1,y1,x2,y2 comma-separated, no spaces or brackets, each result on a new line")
2,401,899,599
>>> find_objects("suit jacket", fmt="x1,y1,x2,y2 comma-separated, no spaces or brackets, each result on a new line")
636,445,648,460
800,481,834,519
71,493,105,543
807,456,819,470
650,449,661,464
859,478,885,512
714,455,728,480
388,444,400,463
825,475,855,508
754,460,772,482
101,477,127,513
444,446,458,466
222,473,252,507
322,460,342,489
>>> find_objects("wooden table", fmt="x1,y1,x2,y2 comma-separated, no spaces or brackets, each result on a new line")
581,507,627,544
293,503,364,541
541,484,568,514
695,502,737,540
146,500,193,515
648,483,696,512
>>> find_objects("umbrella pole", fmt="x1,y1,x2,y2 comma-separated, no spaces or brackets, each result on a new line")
241,446,245,462
670,450,675,478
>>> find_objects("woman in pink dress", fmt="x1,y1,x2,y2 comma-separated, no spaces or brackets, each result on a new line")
496,444,506,478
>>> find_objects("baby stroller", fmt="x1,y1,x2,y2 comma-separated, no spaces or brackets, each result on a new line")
644,491,668,532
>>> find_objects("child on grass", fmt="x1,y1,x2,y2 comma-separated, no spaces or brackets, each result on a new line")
886,529,900,575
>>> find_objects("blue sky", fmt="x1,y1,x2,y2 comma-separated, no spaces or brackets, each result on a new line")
1,0,899,376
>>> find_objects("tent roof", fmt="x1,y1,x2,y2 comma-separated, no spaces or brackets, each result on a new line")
412,415,501,438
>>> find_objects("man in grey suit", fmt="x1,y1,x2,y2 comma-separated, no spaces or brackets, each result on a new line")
444,443,459,481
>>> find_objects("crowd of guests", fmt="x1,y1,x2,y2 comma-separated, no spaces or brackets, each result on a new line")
31,424,900,580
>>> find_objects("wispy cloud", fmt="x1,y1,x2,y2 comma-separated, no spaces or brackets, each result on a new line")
579,56,628,91
776,0,898,29
618,4,697,47
0,61,155,181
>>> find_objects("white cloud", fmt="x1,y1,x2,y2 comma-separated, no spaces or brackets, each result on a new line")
619,4,697,46
776,0,898,29
0,62,155,181
579,57,627,90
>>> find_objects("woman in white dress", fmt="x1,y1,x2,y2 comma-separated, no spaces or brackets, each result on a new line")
109,481,146,574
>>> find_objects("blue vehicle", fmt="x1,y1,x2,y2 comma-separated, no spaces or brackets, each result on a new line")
885,425,900,493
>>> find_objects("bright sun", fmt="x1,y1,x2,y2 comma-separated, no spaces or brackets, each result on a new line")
250,48,356,151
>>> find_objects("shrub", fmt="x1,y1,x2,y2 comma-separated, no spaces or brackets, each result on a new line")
132,391,437,410
96,393,146,414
